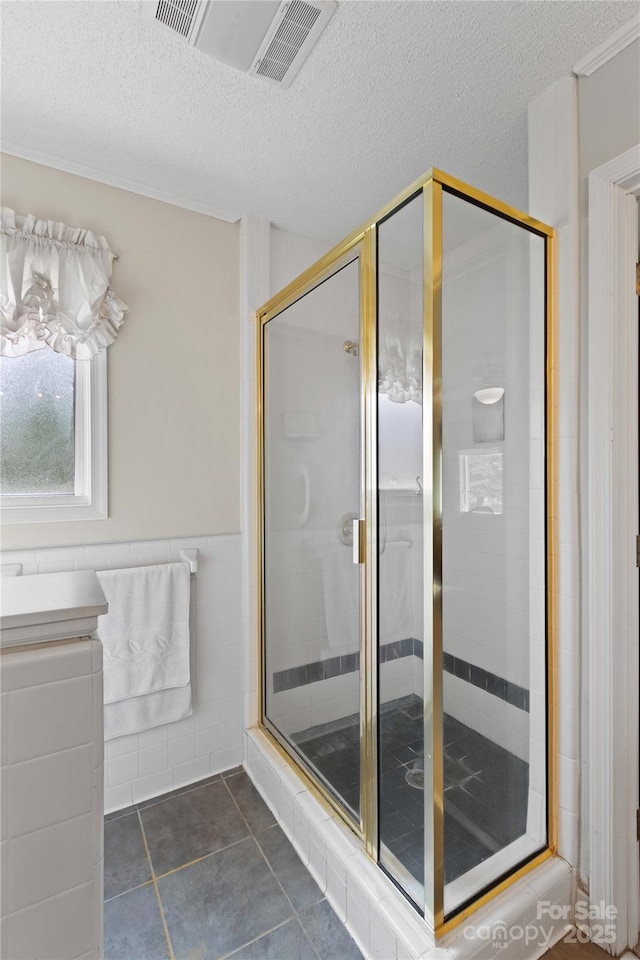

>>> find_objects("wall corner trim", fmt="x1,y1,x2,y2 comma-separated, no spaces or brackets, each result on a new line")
528,73,581,871
586,144,640,955
573,15,640,78
239,215,271,737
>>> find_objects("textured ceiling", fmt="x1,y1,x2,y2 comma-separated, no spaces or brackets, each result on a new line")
1,0,637,243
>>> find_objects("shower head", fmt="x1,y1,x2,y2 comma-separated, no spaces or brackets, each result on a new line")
343,340,359,357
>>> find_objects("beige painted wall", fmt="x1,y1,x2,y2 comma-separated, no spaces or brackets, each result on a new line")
1,154,240,548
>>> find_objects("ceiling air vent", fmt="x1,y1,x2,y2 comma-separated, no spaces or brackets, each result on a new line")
253,1,323,85
143,0,336,88
151,0,206,42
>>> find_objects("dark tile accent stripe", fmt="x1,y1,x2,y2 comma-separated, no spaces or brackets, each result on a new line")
378,636,414,662
415,641,529,713
272,638,529,712
272,653,361,694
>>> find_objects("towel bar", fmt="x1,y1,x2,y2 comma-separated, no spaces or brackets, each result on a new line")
180,549,199,575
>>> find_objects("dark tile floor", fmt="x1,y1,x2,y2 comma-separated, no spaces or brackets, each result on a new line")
296,694,529,889
294,720,361,821
104,767,364,960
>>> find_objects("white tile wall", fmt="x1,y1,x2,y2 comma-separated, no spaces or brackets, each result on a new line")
443,674,529,762
1,638,103,960
440,225,537,702
0,534,244,812
266,224,540,758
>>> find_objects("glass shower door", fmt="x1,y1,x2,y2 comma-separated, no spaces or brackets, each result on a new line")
261,256,363,823
439,188,548,917
374,181,550,923
258,167,554,936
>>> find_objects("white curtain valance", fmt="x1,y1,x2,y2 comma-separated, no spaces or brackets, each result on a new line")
378,308,422,405
1,207,128,360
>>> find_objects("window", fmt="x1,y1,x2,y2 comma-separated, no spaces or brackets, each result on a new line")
377,393,423,491
459,447,503,515
0,350,107,523
1,350,75,495
1,207,126,524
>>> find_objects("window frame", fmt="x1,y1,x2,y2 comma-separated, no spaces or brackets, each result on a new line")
1,350,108,523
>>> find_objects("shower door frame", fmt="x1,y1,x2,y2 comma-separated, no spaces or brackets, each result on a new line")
256,234,379,851
256,168,557,938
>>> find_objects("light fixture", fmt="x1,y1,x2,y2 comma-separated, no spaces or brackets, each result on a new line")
474,386,505,405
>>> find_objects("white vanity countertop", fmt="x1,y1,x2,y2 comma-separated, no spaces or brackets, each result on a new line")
0,570,108,649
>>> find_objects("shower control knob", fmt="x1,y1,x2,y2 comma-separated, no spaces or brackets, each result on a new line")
337,511,359,546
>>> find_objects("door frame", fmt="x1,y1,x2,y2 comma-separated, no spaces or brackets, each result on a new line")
256,236,371,843
587,142,640,955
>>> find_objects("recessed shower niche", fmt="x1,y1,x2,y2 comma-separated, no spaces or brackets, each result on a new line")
257,169,555,933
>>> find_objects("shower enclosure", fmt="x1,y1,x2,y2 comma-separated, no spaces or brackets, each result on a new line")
257,169,555,934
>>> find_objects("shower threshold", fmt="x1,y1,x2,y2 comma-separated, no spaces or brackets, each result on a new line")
293,694,529,888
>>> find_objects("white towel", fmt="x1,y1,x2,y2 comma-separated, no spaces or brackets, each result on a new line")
104,686,192,741
379,541,412,645
321,542,413,651
94,562,192,739
321,545,359,651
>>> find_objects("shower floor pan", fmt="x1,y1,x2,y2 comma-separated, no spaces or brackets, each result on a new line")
293,694,529,887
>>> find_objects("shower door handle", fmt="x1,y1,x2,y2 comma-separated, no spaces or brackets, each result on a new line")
352,519,365,564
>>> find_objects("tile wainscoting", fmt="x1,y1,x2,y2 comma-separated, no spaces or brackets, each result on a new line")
1,534,244,813
1,638,104,960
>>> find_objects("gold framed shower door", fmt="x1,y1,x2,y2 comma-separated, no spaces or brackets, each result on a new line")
255,167,556,938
